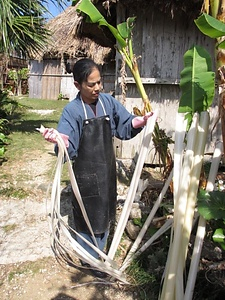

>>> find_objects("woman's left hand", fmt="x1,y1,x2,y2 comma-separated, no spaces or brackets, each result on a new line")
132,112,154,129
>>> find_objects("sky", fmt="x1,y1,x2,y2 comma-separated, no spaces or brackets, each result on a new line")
45,0,71,19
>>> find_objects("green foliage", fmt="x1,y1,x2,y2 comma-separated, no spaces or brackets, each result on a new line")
179,46,215,123
57,92,63,100
127,259,156,285
8,68,29,95
76,0,139,75
0,0,50,56
0,132,9,156
2,223,17,233
0,90,23,119
213,227,225,250
77,0,127,49
126,248,168,299
1,1,69,57
0,90,21,156
133,218,143,227
8,260,42,282
0,186,31,199
8,68,28,81
197,189,225,220
198,189,225,250
195,13,225,49
2,96,67,160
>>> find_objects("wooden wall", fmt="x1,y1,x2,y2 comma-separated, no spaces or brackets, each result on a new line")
28,58,116,101
29,59,61,100
114,4,220,161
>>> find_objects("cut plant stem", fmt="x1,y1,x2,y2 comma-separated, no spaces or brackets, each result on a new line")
159,112,187,300
120,169,173,271
160,111,210,300
181,111,210,266
107,111,157,261
174,112,200,299
125,217,173,265
184,140,223,300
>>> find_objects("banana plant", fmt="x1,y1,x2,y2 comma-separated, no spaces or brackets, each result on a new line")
178,45,215,123
76,0,151,111
160,45,215,300
195,1,225,161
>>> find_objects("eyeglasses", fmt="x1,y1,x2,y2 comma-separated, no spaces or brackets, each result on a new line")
85,80,102,88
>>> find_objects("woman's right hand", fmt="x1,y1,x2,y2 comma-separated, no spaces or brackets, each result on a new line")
37,125,69,147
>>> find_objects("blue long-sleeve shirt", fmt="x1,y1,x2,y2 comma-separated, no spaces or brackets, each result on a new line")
56,92,142,159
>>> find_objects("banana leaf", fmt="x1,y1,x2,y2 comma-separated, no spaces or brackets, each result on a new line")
117,17,136,39
197,189,225,220
178,46,215,120
76,0,127,48
213,228,225,250
195,13,225,38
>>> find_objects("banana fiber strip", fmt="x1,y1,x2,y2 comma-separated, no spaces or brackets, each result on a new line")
49,134,128,283
107,110,158,261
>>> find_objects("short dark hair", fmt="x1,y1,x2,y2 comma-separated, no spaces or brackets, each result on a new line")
73,58,100,84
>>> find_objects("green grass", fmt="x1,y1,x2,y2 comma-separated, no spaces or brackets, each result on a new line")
0,96,70,196
0,186,31,198
5,96,68,160
8,260,43,282
2,223,17,233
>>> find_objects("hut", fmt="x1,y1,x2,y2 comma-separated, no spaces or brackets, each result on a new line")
28,6,115,101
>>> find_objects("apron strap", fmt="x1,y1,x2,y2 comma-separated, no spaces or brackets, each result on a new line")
81,96,107,119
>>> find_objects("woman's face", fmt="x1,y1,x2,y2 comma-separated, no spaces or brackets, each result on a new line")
74,67,102,104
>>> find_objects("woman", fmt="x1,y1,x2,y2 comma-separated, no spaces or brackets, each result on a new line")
43,58,153,278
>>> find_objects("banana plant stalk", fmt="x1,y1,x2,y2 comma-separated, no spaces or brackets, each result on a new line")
184,141,223,300
159,45,215,300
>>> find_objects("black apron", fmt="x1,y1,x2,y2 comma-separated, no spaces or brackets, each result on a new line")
71,107,117,234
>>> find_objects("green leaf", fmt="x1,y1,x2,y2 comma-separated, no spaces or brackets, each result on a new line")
117,22,130,39
76,0,104,23
0,133,7,143
217,39,225,49
117,17,136,39
133,218,142,227
178,46,215,115
0,146,5,156
76,0,126,48
197,189,225,220
213,228,225,250
195,13,225,38
213,228,225,242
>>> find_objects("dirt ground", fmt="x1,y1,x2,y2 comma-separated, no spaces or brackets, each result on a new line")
0,143,138,300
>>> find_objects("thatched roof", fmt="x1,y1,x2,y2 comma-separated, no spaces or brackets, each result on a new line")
119,0,203,19
31,6,113,64
100,0,203,20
